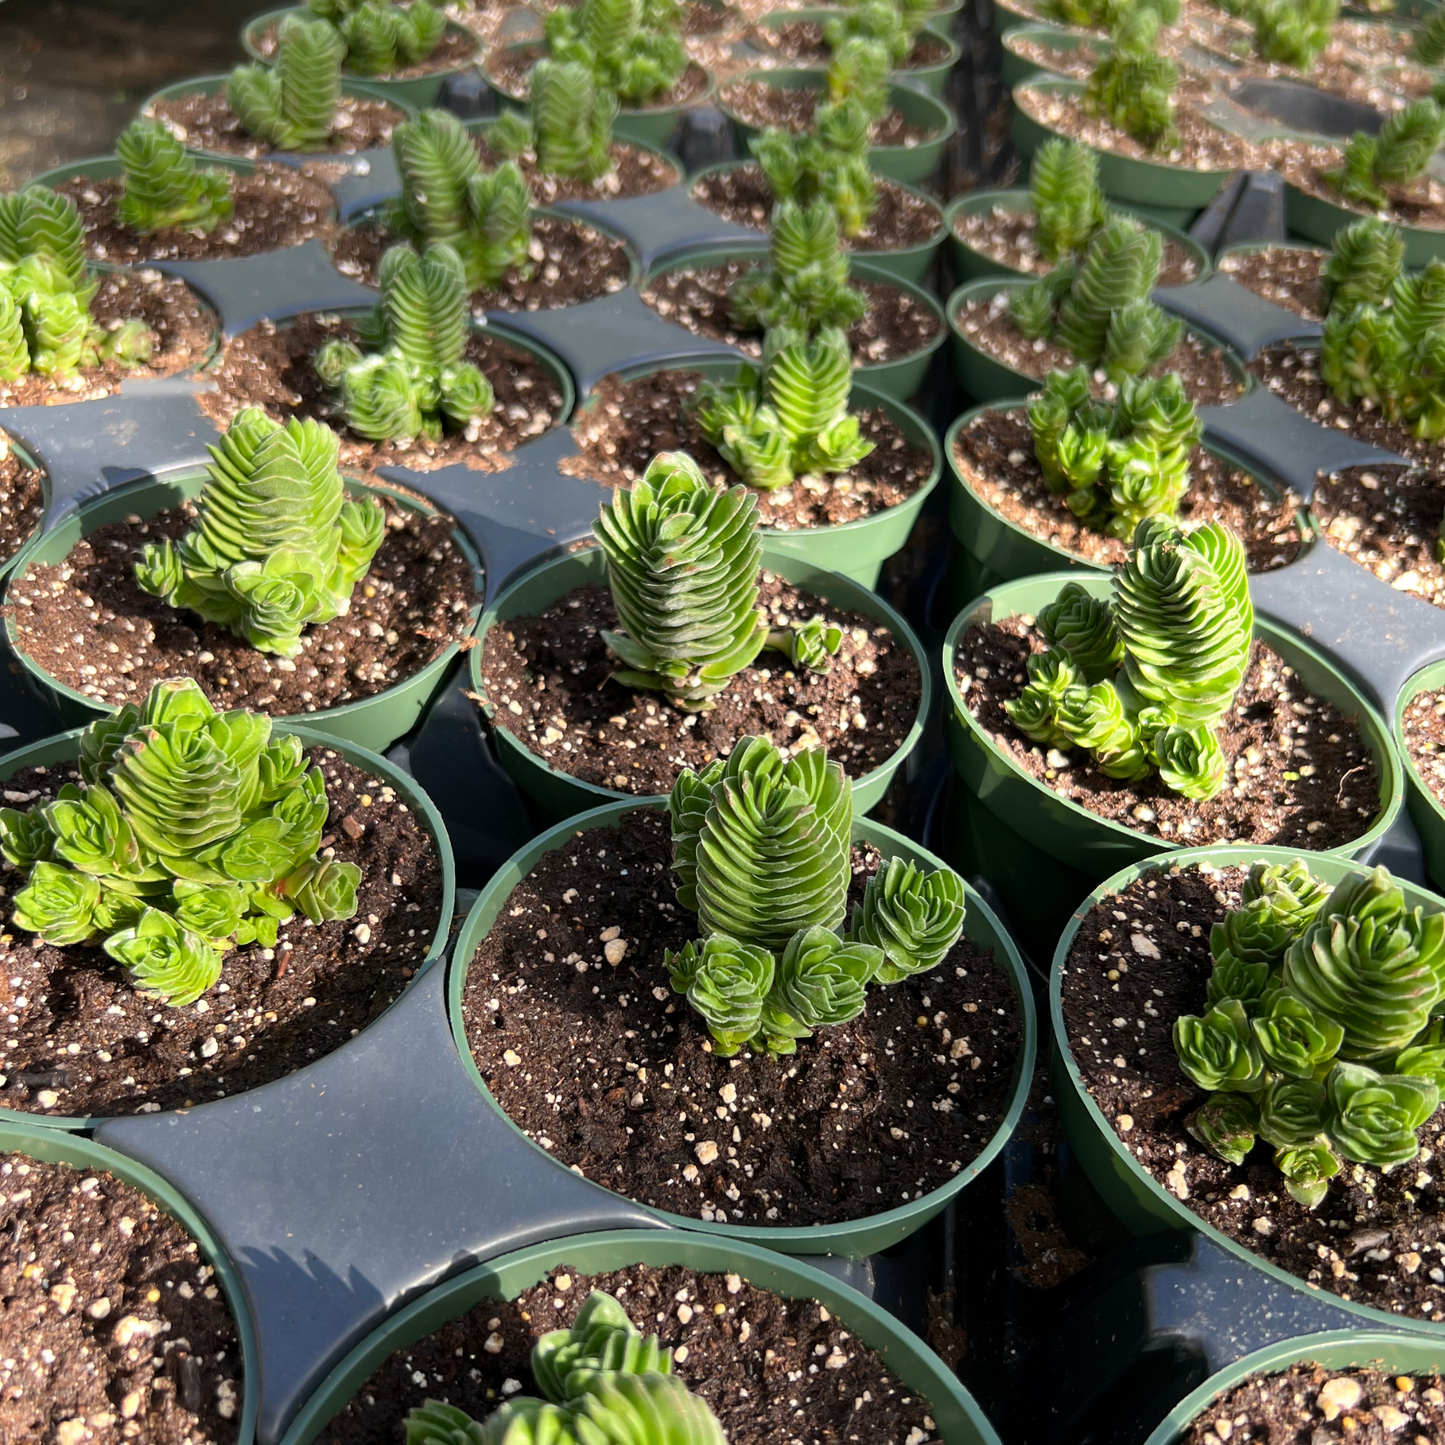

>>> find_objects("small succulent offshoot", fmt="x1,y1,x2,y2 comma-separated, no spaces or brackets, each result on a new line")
1175,861,1445,1207
1326,97,1445,213
825,35,893,118
543,0,688,106
1412,8,1445,66
115,117,234,235
822,0,933,71
489,59,619,183
1005,518,1253,799
1040,0,1178,28
405,1289,726,1445
134,407,386,658
229,14,348,151
1083,6,1180,151
0,677,361,1007
1028,138,1108,266
304,0,448,76
313,240,494,442
751,98,877,239
666,732,966,1054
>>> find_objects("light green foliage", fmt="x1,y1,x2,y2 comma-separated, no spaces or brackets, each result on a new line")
1027,365,1201,537
1039,0,1179,27
826,36,893,117
1152,722,1226,800
766,925,882,1044
405,1400,486,1445
1321,215,1405,317
535,60,617,180
1327,98,1445,211
1413,6,1445,65
1037,579,1124,683
1252,0,1337,70
1274,1140,1341,1208
1083,6,1180,150
823,0,928,69
1029,138,1107,265
752,98,877,238
1257,1075,1327,1145
729,198,867,337
848,855,966,983
115,118,234,235
692,326,872,491
1251,990,1345,1077
313,241,493,442
593,451,768,707
544,0,687,105
1327,1061,1439,1165
1394,1020,1445,1090
0,678,359,1005
666,932,776,1054
1185,1091,1258,1165
1174,997,1267,1092
768,615,844,674
386,109,533,291
133,407,385,657
317,0,446,76
229,15,346,150
533,1291,671,1401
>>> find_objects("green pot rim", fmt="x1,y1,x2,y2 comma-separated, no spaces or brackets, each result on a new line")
31,150,257,192
0,1118,262,1443
1285,179,1445,266
483,38,716,115
277,1228,1004,1445
1049,844,1445,1339
467,541,934,815
0,718,456,1132
942,570,1405,860
444,799,1038,1254
240,6,483,80
1000,20,1110,67
751,8,964,78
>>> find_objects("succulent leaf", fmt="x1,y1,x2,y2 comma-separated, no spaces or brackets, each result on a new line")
1173,997,1267,1093
1185,1090,1258,1165
1325,1060,1439,1166
1322,216,1404,314
1150,722,1226,800
1083,7,1179,150
665,932,774,1054
1274,1139,1341,1208
115,118,234,234
767,615,843,673
728,199,866,337
12,861,100,946
1037,581,1125,684
1251,989,1346,1078
103,907,222,1007
1029,138,1107,264
229,15,346,149
532,60,617,181
532,1291,671,1403
847,855,966,983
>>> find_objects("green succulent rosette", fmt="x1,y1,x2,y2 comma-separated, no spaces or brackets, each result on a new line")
1185,1091,1258,1166
115,116,233,234
847,855,966,984
665,932,774,1056
1173,998,1267,1095
1324,1060,1439,1168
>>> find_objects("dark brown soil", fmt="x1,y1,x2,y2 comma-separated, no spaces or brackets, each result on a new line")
1062,864,1445,1322
1180,1363,1445,1443
6,499,477,715
643,260,940,365
750,19,951,70
717,80,932,147
955,618,1382,849
332,215,633,311
316,1260,941,1445
254,17,478,79
0,751,443,1118
1219,244,1327,321
55,167,336,264
690,162,941,253
150,88,406,158
950,203,1201,285
952,405,1304,571
1006,33,1102,78
0,1153,241,1443
462,808,1022,1223
473,133,679,203
567,368,933,528
953,293,1244,406
478,577,920,795
0,451,45,567
196,311,565,474
1401,685,1445,808
486,43,711,107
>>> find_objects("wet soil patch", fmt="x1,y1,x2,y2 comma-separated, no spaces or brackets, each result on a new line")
952,405,1303,571
1062,863,1445,1322
0,452,45,568
332,215,633,310
690,162,941,252
317,1260,941,1445
473,133,679,202
0,751,443,1118
55,166,336,263
7,499,477,715
151,88,406,158
953,293,1244,406
462,808,1021,1224
478,576,920,795
643,260,940,365
254,17,478,78
0,1152,241,1443
955,618,1382,849
750,19,951,69
1219,244,1326,320
568,367,933,528
486,43,710,106
717,80,931,146
197,311,565,473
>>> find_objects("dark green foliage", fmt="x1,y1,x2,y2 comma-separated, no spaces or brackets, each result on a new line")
115,118,233,234
751,96,877,238
229,14,346,149
1084,6,1180,150
1029,138,1107,265
305,0,447,75
729,198,867,336
1327,98,1445,211
1252,0,1337,69
544,0,688,105
1413,6,1445,65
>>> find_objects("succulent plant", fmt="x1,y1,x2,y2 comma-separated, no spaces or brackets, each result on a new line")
1256,1074,1329,1146
133,407,386,658
544,0,688,104
1083,6,1180,150
314,0,446,75
1185,1090,1258,1165
1327,98,1445,212
1029,138,1108,265
0,678,359,1005
1326,1061,1439,1166
848,855,966,983
1040,0,1179,25
768,614,844,673
692,325,873,491
1174,997,1268,1093
313,241,494,442
823,0,929,69
533,1291,672,1401
764,924,882,1044
826,36,893,118
386,109,532,291
115,117,234,235
729,199,867,338
489,59,618,183
1273,1139,1342,1208
666,932,777,1055
1412,6,1445,65
1251,990,1346,1078
1252,0,1337,70
752,98,878,239
229,15,347,150
1037,579,1124,683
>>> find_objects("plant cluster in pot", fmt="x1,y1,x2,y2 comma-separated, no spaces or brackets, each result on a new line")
943,521,1402,955
448,710,1032,1253
1054,846,1445,1333
472,450,929,819
331,108,636,312
38,117,338,265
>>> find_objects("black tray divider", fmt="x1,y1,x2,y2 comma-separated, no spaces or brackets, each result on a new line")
550,189,763,272
1155,274,1320,358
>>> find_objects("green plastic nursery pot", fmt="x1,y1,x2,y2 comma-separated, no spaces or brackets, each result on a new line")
752,10,962,96
1287,180,1445,269
686,159,947,284
1012,78,1229,228
0,718,455,1132
241,6,483,109
1144,1333,1445,1443
943,187,1210,284
1394,658,1445,894
2,471,483,754
942,574,1404,955
139,73,415,163
469,544,932,820
1050,847,1445,1333
570,353,942,585
446,805,1036,1256
1000,23,1107,87
279,1230,1004,1445
642,244,947,400
717,69,958,186
0,1120,260,1441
